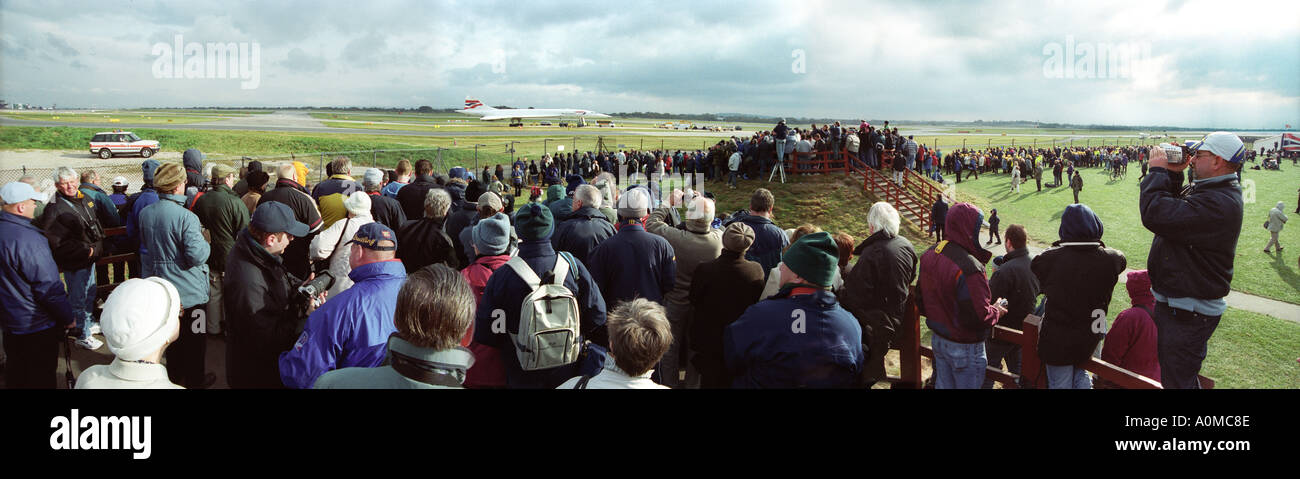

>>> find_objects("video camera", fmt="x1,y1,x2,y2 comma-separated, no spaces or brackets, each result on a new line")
1155,143,1190,165
298,271,334,300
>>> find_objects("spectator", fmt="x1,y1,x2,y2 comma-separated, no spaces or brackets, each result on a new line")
1010,164,1021,193
725,232,865,388
1098,270,1161,388
759,224,824,300
551,184,614,265
109,176,129,216
193,164,251,336
224,202,314,388
182,149,206,199
930,196,948,241
279,223,406,388
1070,170,1083,204
35,166,106,351
918,202,1006,389
362,168,406,232
557,298,672,389
312,157,363,229
1032,204,1125,389
459,212,514,388
444,180,485,267
645,193,722,388
314,264,476,389
1140,132,1246,389
840,202,917,387
1264,201,1287,253
78,169,121,229
549,175,584,222
75,278,183,389
139,162,214,389
309,192,374,298
241,170,270,215
456,192,515,264
587,188,676,305
1033,161,1043,192
232,160,262,197
592,173,620,224
258,163,324,280
472,203,607,389
381,159,412,199
396,159,439,221
396,188,459,273
727,188,789,280
982,224,1038,389
688,223,766,388
125,160,163,279
986,208,1001,245
1,182,74,388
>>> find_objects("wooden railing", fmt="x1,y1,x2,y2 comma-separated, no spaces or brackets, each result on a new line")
846,153,930,233
889,285,1213,389
788,149,848,174
95,227,138,299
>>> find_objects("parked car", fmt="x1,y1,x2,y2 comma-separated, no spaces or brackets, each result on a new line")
89,131,159,159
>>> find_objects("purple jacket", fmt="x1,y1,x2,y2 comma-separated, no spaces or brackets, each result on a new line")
918,203,1002,343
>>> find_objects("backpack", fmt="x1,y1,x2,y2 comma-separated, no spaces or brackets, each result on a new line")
505,252,583,371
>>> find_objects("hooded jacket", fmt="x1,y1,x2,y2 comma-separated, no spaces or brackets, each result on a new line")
1032,204,1126,365
645,205,723,307
183,149,206,194
139,194,211,308
551,206,615,265
0,211,75,335
1139,167,1243,300
918,202,1001,343
460,253,511,389
278,259,406,389
1101,270,1160,383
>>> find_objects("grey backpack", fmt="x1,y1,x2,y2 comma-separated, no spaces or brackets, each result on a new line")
505,253,582,371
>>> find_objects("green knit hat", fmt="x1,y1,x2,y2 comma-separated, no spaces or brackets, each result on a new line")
513,202,554,240
781,231,839,288
546,185,566,205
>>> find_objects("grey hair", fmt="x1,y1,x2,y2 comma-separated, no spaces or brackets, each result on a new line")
574,184,602,209
424,187,451,220
867,201,900,238
277,163,297,182
54,166,78,183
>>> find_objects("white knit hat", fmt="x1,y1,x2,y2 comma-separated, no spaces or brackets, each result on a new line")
100,278,181,361
343,191,372,216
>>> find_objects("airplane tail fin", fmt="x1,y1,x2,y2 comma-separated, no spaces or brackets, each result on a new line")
464,98,495,110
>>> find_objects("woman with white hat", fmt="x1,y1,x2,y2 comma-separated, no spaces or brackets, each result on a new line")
309,191,374,298
76,278,184,389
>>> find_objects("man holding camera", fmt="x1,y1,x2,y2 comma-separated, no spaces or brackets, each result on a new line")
224,202,320,389
1140,132,1245,389
35,167,106,351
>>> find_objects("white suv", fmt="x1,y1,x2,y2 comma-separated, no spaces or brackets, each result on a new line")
89,131,160,159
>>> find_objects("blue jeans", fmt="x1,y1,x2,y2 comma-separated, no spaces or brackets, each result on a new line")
982,339,1021,389
931,334,987,389
775,139,786,166
728,170,738,187
1152,302,1220,389
65,265,96,339
1046,364,1092,389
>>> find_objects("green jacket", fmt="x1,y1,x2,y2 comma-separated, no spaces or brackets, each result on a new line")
79,183,121,227
193,184,250,273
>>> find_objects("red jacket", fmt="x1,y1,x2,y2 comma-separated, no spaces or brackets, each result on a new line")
1101,270,1161,383
460,254,511,388
918,203,1001,343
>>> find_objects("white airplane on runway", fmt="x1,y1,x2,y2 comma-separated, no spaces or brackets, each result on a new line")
455,98,611,126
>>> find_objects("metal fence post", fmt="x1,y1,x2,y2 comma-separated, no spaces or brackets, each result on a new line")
372,149,377,167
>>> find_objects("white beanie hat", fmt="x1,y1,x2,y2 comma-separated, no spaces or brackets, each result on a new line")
101,277,181,361
343,191,372,216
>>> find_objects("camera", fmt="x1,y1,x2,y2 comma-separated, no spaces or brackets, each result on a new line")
298,271,334,299
1156,143,1185,164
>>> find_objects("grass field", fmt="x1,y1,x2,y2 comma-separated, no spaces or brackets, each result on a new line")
0,111,225,124
946,164,1300,305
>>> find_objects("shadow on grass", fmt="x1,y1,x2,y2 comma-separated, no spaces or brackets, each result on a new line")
1269,252,1300,296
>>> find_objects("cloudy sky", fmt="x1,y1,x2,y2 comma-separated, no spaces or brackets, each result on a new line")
1,0,1297,128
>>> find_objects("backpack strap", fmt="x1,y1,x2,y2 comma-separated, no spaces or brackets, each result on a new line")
573,375,593,389
505,255,542,290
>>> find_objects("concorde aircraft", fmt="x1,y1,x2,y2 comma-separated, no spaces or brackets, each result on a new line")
455,98,611,126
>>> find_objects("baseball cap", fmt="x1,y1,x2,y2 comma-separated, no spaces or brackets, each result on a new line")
346,222,398,251
1188,132,1246,164
617,187,651,219
211,164,236,180
362,168,384,188
250,201,309,237
0,181,41,204
111,176,128,187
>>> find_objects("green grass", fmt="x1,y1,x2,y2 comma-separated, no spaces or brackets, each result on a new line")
0,111,223,124
948,164,1300,305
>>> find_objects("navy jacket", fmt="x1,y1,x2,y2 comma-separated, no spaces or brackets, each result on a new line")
366,192,407,234
1139,168,1243,300
0,212,74,335
724,287,864,388
472,240,607,389
730,213,788,280
396,175,440,221
586,223,676,305
550,206,615,265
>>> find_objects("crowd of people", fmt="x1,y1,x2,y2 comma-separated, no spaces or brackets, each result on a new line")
0,128,1273,389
